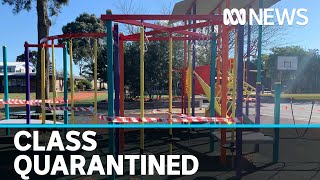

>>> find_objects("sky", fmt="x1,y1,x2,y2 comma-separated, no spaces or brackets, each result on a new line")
0,0,319,75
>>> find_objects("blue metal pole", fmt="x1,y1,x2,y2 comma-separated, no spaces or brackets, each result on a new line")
24,42,31,124
209,33,217,152
236,24,244,178
106,9,115,180
3,46,10,135
63,43,69,134
113,23,120,156
273,82,281,163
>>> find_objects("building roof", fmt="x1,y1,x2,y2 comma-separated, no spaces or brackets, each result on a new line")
170,0,280,23
0,62,26,67
0,72,37,77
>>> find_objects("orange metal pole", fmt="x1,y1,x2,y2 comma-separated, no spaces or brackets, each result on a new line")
119,35,125,154
220,0,230,164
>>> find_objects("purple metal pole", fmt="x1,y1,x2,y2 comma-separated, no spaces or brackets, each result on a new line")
255,0,263,125
245,22,251,117
113,23,120,155
25,42,31,124
236,24,244,178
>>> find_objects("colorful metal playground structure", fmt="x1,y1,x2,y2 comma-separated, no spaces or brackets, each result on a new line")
1,0,319,179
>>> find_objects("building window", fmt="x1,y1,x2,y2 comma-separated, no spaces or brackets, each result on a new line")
7,67,14,72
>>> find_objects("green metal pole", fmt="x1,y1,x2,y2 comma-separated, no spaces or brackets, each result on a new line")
106,9,115,180
209,33,217,152
273,82,281,163
63,43,68,135
3,46,10,135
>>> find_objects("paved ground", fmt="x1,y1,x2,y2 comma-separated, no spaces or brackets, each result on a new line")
259,102,320,124
202,102,320,124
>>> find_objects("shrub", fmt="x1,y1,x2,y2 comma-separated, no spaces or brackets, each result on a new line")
77,79,92,90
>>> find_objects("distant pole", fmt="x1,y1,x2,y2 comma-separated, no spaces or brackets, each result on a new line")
63,43,69,134
113,23,120,156
3,46,10,135
209,33,217,152
236,24,245,179
273,82,281,163
24,42,30,124
106,9,115,180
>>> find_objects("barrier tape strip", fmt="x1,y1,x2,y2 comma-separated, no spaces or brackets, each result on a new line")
96,116,241,124
0,99,67,105
45,106,93,112
42,106,242,124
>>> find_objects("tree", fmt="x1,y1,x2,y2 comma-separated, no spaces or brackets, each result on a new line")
60,13,106,76
2,0,69,107
124,35,179,99
82,45,107,84
265,46,320,93
16,50,38,68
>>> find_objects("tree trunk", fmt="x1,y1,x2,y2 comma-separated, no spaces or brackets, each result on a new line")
36,0,51,113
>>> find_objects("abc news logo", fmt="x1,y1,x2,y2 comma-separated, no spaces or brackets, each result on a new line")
223,8,308,26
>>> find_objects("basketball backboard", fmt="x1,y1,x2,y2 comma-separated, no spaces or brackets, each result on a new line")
277,56,298,70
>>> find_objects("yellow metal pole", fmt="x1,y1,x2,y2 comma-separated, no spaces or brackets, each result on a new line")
69,39,74,124
94,38,98,124
41,46,46,124
140,26,145,154
169,34,173,155
187,42,192,117
51,40,56,124
231,32,238,143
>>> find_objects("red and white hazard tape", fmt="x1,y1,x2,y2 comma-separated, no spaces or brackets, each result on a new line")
0,99,67,105
45,106,93,112
98,115,241,124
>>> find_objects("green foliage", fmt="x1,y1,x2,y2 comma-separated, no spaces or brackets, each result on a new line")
16,50,38,68
82,46,107,83
123,33,184,99
59,13,106,76
2,0,68,16
77,79,92,90
265,46,320,93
